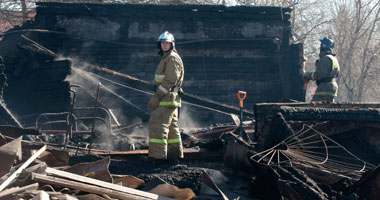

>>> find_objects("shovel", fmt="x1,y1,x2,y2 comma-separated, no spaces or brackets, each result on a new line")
237,91,251,143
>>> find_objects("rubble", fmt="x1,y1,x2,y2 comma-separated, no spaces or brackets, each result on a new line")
0,2,380,200
0,117,378,200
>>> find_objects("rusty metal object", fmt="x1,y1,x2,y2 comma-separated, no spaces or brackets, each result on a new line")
250,123,373,179
65,157,113,183
0,136,22,178
35,84,113,148
112,175,144,189
37,149,70,167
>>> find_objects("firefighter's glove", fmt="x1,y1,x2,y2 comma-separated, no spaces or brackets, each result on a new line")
300,64,306,76
155,86,166,100
178,88,184,97
148,95,160,112
300,56,307,75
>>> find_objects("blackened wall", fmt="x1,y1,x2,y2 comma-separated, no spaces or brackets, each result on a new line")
0,22,72,126
2,3,305,125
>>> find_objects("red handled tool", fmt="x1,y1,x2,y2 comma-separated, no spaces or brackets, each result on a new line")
238,91,247,108
304,79,309,90
237,91,250,142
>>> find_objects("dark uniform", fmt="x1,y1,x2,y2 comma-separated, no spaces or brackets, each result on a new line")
304,37,340,102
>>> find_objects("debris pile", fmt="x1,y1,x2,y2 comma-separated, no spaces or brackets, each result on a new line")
0,136,196,199
0,116,379,200
0,2,380,200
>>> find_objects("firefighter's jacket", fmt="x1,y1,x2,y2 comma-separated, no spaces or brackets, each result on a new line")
154,50,184,107
305,52,340,101
148,49,184,160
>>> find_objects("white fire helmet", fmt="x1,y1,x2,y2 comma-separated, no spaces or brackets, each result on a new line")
157,31,175,42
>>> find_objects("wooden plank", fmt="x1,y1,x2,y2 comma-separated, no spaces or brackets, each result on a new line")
0,145,47,192
32,173,172,200
43,167,172,200
0,183,39,198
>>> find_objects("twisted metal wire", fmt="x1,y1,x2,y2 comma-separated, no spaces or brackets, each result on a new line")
250,123,374,177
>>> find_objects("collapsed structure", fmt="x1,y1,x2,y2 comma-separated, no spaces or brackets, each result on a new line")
0,2,304,127
0,2,379,200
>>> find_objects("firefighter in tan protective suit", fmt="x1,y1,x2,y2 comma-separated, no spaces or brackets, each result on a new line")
147,31,184,163
303,37,340,102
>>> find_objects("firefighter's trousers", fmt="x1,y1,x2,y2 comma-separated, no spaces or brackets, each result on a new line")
148,106,183,160
312,81,338,102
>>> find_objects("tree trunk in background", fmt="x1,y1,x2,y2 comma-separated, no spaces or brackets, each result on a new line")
20,0,27,22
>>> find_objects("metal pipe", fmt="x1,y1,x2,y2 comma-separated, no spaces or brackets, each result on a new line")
91,82,101,134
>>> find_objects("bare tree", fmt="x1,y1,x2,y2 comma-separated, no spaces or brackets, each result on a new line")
0,0,36,33
235,0,299,7
20,0,27,22
233,0,380,102
325,0,380,102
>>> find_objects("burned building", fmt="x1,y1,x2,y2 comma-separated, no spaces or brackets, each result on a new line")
0,2,304,127
2,3,380,200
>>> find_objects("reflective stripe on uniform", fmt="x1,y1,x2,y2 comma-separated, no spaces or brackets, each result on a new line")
326,55,339,71
168,138,181,143
149,138,180,144
154,75,165,83
159,100,181,106
158,85,169,94
314,91,336,96
149,138,167,144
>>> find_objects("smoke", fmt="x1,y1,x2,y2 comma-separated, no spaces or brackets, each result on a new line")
56,55,153,150
56,55,211,150
178,105,203,133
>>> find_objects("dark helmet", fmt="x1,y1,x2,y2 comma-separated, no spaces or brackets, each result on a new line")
320,37,335,52
157,31,175,50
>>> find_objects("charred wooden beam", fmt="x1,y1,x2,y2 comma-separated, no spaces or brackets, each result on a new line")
0,125,39,138
0,102,23,128
21,35,56,57
344,165,380,199
88,65,255,118
222,133,255,172
254,102,380,151
248,157,328,200
254,102,380,121
279,106,380,122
